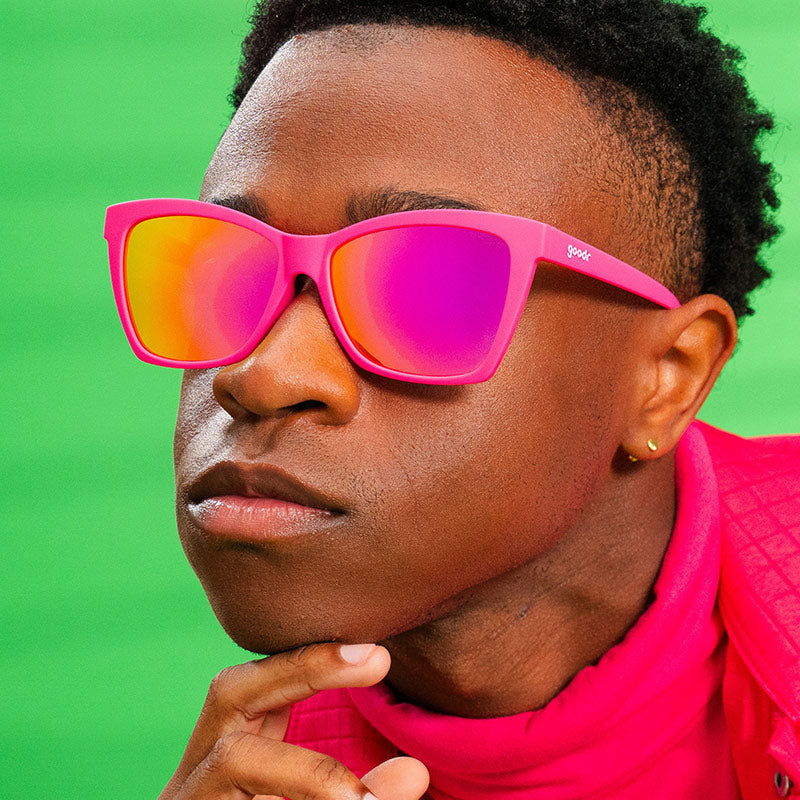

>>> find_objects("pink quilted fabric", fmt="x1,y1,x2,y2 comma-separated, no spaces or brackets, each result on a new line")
704,421,800,719
698,421,800,799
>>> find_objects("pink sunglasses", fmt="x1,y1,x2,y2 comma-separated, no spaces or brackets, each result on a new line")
105,198,679,385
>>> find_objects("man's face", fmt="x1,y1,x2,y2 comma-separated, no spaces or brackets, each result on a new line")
173,25,648,654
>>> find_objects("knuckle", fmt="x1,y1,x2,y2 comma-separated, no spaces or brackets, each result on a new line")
279,642,341,676
207,664,237,701
282,644,313,668
275,674,324,708
270,646,336,704
205,730,252,774
199,731,361,800
206,662,255,707
304,753,356,800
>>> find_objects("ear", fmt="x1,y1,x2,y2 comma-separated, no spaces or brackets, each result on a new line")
621,294,738,462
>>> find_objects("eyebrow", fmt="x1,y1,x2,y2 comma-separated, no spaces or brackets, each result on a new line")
208,194,272,224
207,187,485,230
344,187,485,224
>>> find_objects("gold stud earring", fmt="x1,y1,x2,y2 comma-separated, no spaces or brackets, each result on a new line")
627,439,658,462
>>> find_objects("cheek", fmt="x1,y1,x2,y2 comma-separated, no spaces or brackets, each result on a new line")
364,358,613,593
445,304,629,544
173,369,222,467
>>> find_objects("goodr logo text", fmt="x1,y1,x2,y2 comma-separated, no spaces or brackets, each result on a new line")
567,244,591,261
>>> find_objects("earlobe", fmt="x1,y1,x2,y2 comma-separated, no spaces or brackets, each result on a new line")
622,294,738,461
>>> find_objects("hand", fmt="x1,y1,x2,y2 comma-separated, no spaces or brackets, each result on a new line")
158,642,430,800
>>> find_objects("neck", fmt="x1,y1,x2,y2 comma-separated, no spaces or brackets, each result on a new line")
378,454,677,717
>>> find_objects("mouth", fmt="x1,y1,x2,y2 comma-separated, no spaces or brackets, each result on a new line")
184,462,347,541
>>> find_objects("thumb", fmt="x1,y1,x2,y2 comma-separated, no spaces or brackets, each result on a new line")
361,756,430,800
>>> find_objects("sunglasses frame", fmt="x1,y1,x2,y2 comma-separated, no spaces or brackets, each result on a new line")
105,198,680,385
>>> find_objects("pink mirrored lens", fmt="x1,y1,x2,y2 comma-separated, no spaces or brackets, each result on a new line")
331,225,511,376
124,215,278,361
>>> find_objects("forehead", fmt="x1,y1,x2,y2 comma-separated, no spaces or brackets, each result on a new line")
202,24,618,243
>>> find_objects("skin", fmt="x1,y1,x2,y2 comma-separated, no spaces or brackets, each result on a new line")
173,24,737,730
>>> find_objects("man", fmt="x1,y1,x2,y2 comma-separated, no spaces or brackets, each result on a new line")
105,1,799,797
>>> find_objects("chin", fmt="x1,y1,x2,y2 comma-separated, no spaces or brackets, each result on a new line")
187,549,433,653
226,630,314,657
207,598,393,656
211,610,328,654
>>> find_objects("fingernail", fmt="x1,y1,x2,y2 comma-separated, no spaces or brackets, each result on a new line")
364,794,380,800
339,643,377,664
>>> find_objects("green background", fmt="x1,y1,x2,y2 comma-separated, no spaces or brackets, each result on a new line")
2,1,798,796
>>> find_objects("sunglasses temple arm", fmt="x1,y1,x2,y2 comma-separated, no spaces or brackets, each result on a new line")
540,226,681,308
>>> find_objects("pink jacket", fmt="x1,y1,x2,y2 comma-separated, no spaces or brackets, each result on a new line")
701,421,800,798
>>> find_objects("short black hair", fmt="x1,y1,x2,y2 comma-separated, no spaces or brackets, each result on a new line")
230,0,780,319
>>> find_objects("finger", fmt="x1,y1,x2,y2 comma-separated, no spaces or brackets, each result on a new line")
174,731,378,800
168,643,388,793
165,643,390,795
254,645,385,741
256,705,292,746
361,757,430,800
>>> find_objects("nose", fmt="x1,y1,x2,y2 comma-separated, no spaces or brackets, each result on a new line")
212,277,361,425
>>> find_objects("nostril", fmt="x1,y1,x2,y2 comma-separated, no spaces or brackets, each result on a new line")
292,399,324,412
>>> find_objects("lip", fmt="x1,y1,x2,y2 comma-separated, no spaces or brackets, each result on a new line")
185,462,346,541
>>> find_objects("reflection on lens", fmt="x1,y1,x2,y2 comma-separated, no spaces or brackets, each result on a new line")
124,215,278,361
331,225,510,376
